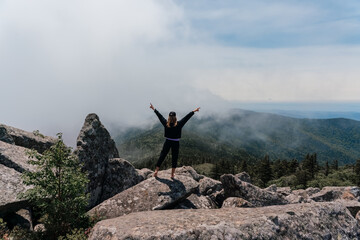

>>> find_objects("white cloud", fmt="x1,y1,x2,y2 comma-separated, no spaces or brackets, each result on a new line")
1,0,360,145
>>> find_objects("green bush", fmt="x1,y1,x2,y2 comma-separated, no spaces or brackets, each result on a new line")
20,133,90,239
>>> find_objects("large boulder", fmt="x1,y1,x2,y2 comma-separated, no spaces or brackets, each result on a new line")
235,172,252,183
0,124,56,153
89,202,360,240
161,166,204,182
88,174,198,219
220,174,288,207
75,113,141,208
174,194,217,209
222,197,253,208
0,164,29,216
137,168,153,180
311,186,360,202
0,141,36,173
198,177,223,196
101,158,143,201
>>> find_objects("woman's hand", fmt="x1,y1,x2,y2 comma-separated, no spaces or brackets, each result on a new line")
150,103,155,110
193,107,200,112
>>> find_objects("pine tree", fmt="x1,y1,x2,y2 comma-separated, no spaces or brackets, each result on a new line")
324,161,330,176
354,159,360,186
20,134,89,239
258,155,272,188
239,159,248,173
332,159,339,171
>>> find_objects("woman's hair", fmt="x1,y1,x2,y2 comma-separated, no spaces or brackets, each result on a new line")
166,116,178,127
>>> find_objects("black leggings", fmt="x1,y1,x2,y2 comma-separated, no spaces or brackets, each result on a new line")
156,139,179,168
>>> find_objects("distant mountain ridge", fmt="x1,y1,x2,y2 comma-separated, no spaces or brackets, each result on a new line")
115,109,360,166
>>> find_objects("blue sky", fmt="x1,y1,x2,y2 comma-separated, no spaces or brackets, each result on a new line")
0,0,359,143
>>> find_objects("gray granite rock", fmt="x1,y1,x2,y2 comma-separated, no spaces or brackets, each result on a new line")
101,158,143,202
161,166,204,182
276,187,292,197
310,186,358,202
265,184,277,192
3,208,33,230
0,164,30,216
0,141,35,173
220,174,288,207
208,189,226,208
222,197,253,208
75,113,121,208
305,187,321,197
0,124,56,153
88,174,198,219
89,202,360,240
137,168,154,180
198,177,222,195
174,194,218,209
235,171,252,183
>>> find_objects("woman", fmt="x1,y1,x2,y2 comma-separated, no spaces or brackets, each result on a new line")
150,103,200,178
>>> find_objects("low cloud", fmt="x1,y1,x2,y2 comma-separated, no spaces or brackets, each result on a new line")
1,0,360,146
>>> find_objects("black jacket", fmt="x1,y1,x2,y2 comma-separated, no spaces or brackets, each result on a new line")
154,109,194,139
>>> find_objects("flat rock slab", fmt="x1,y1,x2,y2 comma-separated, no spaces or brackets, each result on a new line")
88,174,198,219
0,124,56,153
220,174,288,207
0,164,29,215
89,202,360,240
0,141,35,173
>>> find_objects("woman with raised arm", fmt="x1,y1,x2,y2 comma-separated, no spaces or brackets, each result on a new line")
150,103,200,179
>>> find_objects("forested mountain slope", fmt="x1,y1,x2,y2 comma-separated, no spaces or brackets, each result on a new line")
115,109,360,167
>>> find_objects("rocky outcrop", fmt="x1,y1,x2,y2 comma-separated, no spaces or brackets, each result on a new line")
101,158,143,202
311,186,360,202
0,164,29,216
220,174,288,207
3,208,33,230
75,113,141,208
0,124,56,153
0,141,35,173
88,173,198,219
222,197,253,208
89,202,360,240
199,177,222,195
137,168,153,180
174,194,217,209
161,166,204,182
235,171,252,183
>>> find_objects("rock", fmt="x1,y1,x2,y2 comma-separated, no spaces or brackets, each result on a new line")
34,224,45,232
3,208,33,230
0,141,36,173
101,158,143,202
305,187,320,197
0,124,56,153
265,184,277,192
235,171,251,183
222,197,253,208
285,193,308,204
137,168,154,180
75,113,121,208
208,189,226,208
310,186,359,202
198,177,222,195
161,166,203,182
0,164,30,216
276,187,292,197
220,174,288,207
88,174,198,219
356,210,360,222
174,194,218,209
89,202,360,240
